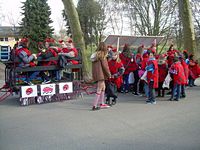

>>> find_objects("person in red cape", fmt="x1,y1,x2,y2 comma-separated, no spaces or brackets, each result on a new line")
106,48,125,105
146,51,158,104
157,54,168,97
58,39,79,69
188,54,199,87
119,44,131,93
37,38,60,81
16,38,50,85
179,53,189,98
169,57,186,101
38,38,58,66
166,44,179,68
148,40,157,54
119,44,137,93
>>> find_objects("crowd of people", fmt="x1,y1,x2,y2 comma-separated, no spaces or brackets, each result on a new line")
12,37,79,85
91,42,200,110
10,38,200,110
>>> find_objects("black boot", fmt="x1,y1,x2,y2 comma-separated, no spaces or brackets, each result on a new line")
105,97,110,105
112,98,117,105
161,89,165,97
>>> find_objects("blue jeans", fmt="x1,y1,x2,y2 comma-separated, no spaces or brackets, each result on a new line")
148,81,155,102
122,74,129,92
25,72,49,82
172,83,181,100
27,72,40,82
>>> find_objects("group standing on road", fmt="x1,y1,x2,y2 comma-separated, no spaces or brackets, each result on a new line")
91,42,200,111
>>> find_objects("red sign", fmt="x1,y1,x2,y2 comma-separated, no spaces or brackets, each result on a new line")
26,88,33,95
63,84,69,91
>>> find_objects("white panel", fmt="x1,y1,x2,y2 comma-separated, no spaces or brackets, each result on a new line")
21,85,38,98
40,84,56,96
59,82,73,94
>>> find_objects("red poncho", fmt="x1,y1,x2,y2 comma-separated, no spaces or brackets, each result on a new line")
108,59,123,89
170,61,186,85
147,59,159,88
158,63,168,82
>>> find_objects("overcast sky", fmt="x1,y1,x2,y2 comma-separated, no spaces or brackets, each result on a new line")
0,0,78,33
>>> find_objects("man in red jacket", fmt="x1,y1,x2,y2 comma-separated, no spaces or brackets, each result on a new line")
169,57,186,101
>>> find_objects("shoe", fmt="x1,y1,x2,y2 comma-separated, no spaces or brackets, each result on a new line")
133,92,139,96
166,91,172,95
92,106,100,111
24,80,34,86
152,101,156,104
125,90,129,93
180,95,186,98
105,97,110,105
174,98,179,101
42,79,51,84
168,98,173,101
146,101,151,104
100,104,110,109
112,98,117,105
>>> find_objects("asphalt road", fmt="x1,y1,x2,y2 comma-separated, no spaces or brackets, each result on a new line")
0,81,200,150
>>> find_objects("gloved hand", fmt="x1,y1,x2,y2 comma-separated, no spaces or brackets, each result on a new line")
32,54,37,60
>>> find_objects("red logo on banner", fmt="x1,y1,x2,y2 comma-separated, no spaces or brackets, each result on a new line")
43,87,53,94
63,84,69,91
26,88,33,95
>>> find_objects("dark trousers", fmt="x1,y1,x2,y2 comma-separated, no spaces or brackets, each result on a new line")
171,83,181,100
181,85,186,97
188,76,195,86
148,81,156,102
122,74,129,92
133,70,139,94
158,82,165,97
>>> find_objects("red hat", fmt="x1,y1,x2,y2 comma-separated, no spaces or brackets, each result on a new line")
151,49,156,54
58,40,64,44
183,50,188,53
66,39,73,43
20,38,28,43
107,45,113,49
45,38,55,43
112,48,117,53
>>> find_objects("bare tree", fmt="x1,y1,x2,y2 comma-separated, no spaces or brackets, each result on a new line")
178,0,197,56
62,0,92,81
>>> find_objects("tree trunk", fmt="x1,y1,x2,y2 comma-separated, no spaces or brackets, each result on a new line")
62,0,92,82
178,0,197,58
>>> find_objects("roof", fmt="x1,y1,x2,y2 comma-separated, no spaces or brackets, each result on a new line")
0,26,21,37
104,35,165,48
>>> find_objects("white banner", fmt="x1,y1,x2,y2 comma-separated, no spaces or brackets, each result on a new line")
21,85,38,98
59,82,73,94
40,84,56,96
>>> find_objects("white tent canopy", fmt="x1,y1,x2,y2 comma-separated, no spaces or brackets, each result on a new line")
104,35,165,49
